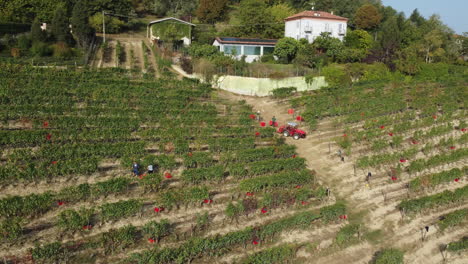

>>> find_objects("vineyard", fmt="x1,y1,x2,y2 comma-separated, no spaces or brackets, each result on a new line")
0,63,349,263
275,63,467,263
0,61,467,263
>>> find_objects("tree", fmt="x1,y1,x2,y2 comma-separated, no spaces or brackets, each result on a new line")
293,42,318,68
71,0,95,49
378,17,401,65
196,0,229,24
31,17,47,43
409,9,425,27
345,30,373,51
313,32,345,61
274,37,299,63
395,44,422,75
235,0,273,38
421,29,445,63
354,4,382,30
52,5,72,44
267,3,295,39
89,13,125,34
462,33,468,58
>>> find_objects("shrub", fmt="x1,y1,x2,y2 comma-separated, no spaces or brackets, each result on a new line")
188,43,220,58
271,87,297,98
372,248,404,264
142,219,171,243
100,200,142,222
31,242,69,264
242,244,296,264
320,202,346,223
447,237,468,252
52,42,74,58
260,54,275,63
17,34,32,51
268,71,288,79
30,42,53,57
10,47,20,57
336,224,360,247
101,225,137,255
322,64,351,87
180,56,193,74
0,217,22,241
57,208,94,232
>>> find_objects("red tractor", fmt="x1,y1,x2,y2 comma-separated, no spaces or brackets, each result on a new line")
277,122,306,140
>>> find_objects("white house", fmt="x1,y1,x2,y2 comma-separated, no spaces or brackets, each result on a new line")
285,11,348,42
147,17,195,46
212,37,277,63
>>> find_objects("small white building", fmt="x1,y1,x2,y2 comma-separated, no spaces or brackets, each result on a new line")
285,11,348,42
212,37,277,63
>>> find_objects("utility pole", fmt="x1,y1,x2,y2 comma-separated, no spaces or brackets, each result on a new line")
102,11,106,43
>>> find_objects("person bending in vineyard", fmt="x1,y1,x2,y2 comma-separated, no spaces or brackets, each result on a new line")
271,116,276,126
132,161,140,176
148,164,154,174
366,172,372,182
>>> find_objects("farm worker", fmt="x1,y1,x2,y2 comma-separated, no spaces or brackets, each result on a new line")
337,149,342,158
271,116,276,125
366,172,372,182
132,161,140,176
256,110,261,121
148,164,154,174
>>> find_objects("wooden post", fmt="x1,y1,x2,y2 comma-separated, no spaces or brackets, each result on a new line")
102,11,106,43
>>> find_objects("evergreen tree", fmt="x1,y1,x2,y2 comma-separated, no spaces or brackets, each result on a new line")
378,17,401,65
31,17,47,43
71,0,95,49
52,5,72,44
409,9,425,27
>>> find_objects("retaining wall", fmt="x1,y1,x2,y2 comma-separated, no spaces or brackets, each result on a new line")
172,65,327,96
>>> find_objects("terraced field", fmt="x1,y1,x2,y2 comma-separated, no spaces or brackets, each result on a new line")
0,64,348,263
1,62,467,263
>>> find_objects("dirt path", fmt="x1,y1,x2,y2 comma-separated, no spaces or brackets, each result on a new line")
217,90,468,263
91,33,157,77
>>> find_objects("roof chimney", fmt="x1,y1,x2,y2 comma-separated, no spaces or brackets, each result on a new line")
331,11,334,15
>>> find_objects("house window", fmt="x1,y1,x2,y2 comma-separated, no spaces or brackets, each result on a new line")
263,47,274,55
338,24,343,34
244,46,261,55
224,45,241,55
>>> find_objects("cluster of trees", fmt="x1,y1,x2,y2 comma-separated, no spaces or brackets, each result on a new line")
273,6,466,73
1,0,467,70
188,0,467,76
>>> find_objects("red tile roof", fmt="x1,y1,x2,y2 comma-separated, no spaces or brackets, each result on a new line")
285,11,348,22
